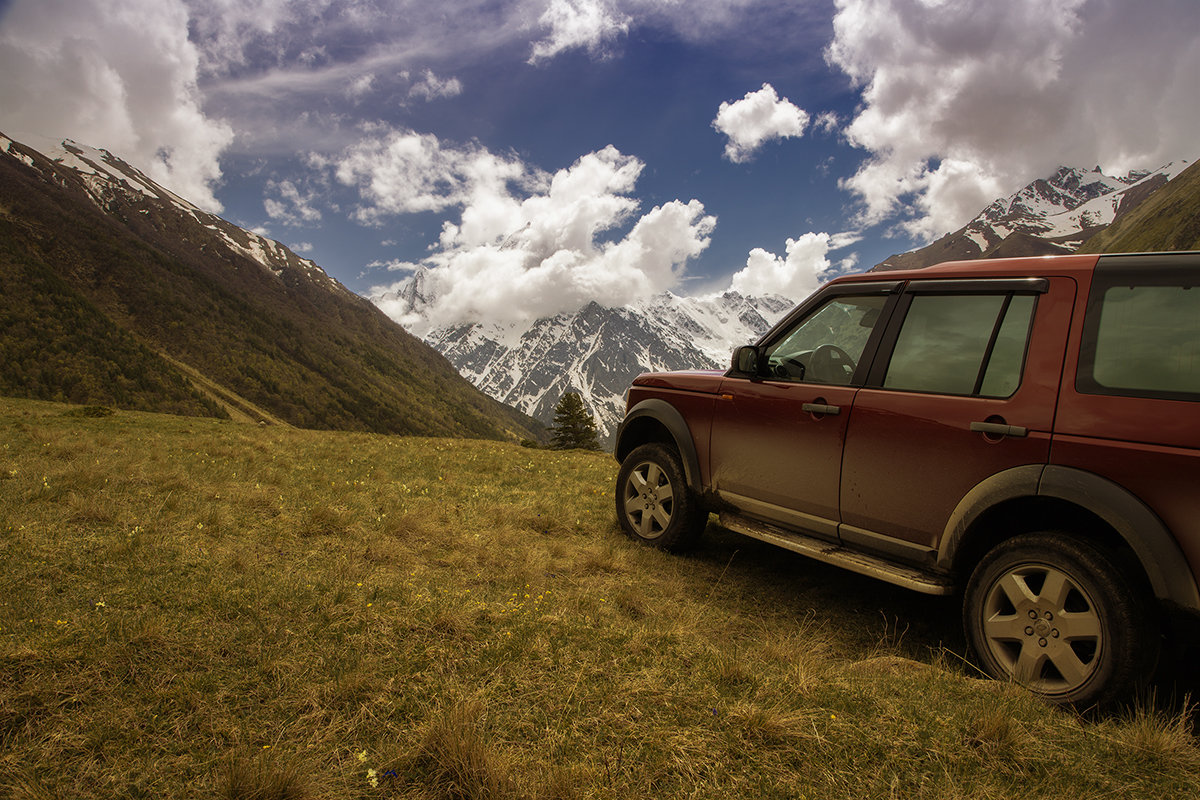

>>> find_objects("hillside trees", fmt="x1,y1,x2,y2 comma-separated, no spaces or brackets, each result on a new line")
550,392,601,450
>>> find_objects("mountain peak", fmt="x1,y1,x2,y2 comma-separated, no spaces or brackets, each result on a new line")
874,161,1191,271
387,285,792,444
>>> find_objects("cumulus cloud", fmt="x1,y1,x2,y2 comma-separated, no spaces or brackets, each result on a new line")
529,0,632,63
0,0,233,211
264,178,324,226
826,0,1200,240
349,135,714,331
328,128,536,222
713,83,809,163
728,232,847,299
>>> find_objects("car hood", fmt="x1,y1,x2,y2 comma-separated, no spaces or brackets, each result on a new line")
632,370,726,393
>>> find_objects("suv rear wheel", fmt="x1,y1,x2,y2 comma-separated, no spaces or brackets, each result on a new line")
615,443,707,551
964,533,1157,706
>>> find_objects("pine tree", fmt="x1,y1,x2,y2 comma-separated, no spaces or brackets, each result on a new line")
550,392,601,450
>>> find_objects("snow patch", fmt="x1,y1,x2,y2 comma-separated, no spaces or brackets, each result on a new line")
1,135,35,168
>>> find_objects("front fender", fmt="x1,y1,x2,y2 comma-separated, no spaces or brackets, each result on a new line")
614,398,702,492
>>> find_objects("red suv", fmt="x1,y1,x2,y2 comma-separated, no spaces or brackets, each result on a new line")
614,252,1200,705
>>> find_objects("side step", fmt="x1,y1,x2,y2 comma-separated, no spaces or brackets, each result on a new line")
717,512,955,596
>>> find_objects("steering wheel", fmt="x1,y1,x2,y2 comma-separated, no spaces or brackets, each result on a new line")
809,344,857,384
774,356,807,380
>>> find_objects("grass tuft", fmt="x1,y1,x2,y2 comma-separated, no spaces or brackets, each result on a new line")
218,752,312,800
1109,696,1200,770
410,699,516,800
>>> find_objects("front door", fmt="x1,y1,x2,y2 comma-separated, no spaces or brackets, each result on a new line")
710,290,893,541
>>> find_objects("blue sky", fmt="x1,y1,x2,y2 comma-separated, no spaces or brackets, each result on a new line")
2,0,1198,329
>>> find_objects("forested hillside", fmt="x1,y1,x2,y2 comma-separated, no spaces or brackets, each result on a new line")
0,136,541,441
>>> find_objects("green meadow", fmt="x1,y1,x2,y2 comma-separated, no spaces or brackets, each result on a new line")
1,397,1197,799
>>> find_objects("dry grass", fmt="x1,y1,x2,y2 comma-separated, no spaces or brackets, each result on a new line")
1,396,1198,799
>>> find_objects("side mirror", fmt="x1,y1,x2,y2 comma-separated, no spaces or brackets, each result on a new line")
731,345,762,376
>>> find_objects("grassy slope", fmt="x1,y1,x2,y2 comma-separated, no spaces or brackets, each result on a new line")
1,398,1198,799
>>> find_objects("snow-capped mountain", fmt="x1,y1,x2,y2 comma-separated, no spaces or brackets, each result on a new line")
875,162,1190,271
1,133,355,297
373,280,792,443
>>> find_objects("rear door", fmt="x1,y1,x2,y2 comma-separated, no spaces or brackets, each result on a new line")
838,278,1076,560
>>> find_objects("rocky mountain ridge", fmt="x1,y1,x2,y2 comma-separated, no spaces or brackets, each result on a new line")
874,162,1190,271
374,274,792,442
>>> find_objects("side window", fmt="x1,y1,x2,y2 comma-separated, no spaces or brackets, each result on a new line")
883,293,1036,397
763,295,889,385
1078,265,1200,401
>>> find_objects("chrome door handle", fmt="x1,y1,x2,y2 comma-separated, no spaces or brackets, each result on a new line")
970,421,1027,438
802,403,840,416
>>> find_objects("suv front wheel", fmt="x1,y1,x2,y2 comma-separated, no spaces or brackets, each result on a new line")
615,443,707,551
964,533,1158,706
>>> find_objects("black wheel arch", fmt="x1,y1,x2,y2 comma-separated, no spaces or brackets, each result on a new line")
938,464,1200,614
614,398,703,492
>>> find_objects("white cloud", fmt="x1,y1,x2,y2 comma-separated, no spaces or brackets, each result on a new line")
367,258,422,272
289,241,315,253
713,83,809,163
409,69,463,101
351,135,714,330
264,178,324,225
349,73,376,98
827,0,1200,240
331,128,536,222
183,0,333,76
814,111,840,135
728,232,841,298
0,0,233,211
529,0,632,64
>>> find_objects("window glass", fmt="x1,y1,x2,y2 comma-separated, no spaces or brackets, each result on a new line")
1091,285,1200,397
764,295,887,384
884,294,1033,397
980,295,1036,397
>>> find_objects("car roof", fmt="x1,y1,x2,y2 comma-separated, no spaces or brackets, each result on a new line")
829,251,1200,288
827,253,1104,287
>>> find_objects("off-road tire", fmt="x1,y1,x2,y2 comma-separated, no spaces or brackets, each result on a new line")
964,532,1158,706
615,443,707,552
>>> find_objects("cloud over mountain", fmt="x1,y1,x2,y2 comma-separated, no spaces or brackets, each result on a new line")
827,0,1200,241
350,138,715,332
2,0,1195,317
0,0,232,210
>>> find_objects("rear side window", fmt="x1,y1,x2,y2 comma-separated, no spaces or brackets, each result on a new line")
1078,258,1200,401
883,293,1037,397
